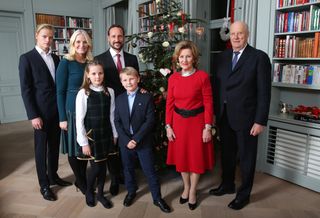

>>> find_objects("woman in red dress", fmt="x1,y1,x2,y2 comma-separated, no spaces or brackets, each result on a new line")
166,40,214,210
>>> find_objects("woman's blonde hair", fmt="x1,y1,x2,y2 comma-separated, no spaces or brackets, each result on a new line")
80,60,107,95
172,40,199,70
65,29,93,61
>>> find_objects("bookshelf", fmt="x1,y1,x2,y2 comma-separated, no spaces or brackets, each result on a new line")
259,0,320,192
138,0,161,33
35,13,92,56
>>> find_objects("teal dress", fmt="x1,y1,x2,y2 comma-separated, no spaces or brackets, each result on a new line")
56,58,86,156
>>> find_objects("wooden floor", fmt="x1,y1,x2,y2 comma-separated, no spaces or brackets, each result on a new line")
0,121,319,218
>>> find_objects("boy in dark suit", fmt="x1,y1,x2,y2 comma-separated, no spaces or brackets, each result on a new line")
114,67,171,213
19,24,71,201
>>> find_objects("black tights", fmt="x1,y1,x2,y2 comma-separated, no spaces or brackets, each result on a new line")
87,160,107,197
68,156,87,193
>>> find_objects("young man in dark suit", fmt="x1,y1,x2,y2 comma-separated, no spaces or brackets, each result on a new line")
209,21,271,210
114,67,171,213
95,24,139,196
19,24,71,201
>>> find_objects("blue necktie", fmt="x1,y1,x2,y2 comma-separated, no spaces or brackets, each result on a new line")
232,51,240,70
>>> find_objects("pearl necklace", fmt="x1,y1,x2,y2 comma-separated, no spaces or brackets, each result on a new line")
181,68,196,77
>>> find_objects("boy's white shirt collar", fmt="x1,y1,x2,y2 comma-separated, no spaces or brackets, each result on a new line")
127,87,139,96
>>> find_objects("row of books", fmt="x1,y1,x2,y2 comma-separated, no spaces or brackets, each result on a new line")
275,5,320,33
138,1,160,17
277,0,320,8
36,14,92,29
36,14,65,27
66,17,92,29
273,63,320,85
275,11,310,33
139,17,157,32
309,5,320,30
274,34,320,58
54,29,92,39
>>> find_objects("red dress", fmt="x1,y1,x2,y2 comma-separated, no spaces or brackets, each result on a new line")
166,70,214,174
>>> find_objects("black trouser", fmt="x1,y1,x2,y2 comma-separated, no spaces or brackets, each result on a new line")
219,106,258,200
68,156,87,192
107,150,122,184
87,160,107,196
34,118,60,188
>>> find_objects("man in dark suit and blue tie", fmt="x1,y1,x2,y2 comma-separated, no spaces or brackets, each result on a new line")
95,24,139,196
114,67,171,213
19,24,71,201
209,21,271,210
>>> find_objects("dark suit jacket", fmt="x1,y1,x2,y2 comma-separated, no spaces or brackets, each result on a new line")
213,45,271,131
19,48,60,121
95,49,139,97
114,90,155,149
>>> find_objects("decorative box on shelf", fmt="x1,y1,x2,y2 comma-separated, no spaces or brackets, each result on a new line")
290,104,320,123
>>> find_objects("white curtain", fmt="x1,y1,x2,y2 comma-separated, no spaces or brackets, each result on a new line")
104,6,115,50
127,0,139,53
238,0,258,47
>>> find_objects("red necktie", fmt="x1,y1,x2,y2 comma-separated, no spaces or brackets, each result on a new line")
116,53,122,73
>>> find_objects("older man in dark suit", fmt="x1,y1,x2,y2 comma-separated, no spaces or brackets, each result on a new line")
19,24,71,201
95,24,139,196
209,21,271,210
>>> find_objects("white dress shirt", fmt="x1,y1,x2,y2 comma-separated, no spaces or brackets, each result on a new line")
76,85,118,147
127,88,139,134
35,46,55,81
232,44,247,62
109,47,125,68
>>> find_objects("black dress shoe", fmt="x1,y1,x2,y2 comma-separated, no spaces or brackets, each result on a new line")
109,182,119,196
123,193,136,207
179,196,188,204
40,187,57,201
51,178,72,187
188,201,197,210
97,195,113,209
85,191,95,207
228,198,250,210
209,185,235,196
153,199,171,213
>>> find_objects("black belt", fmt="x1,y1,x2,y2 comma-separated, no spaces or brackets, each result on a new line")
174,106,204,118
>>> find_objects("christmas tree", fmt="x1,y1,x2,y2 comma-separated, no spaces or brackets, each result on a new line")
126,0,204,169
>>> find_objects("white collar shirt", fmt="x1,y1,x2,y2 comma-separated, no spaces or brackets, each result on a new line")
110,47,125,69
35,45,56,81
232,44,247,62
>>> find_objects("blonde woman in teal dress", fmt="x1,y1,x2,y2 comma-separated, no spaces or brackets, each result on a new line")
56,29,93,194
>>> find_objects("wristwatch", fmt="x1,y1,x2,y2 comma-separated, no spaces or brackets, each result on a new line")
165,124,171,129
